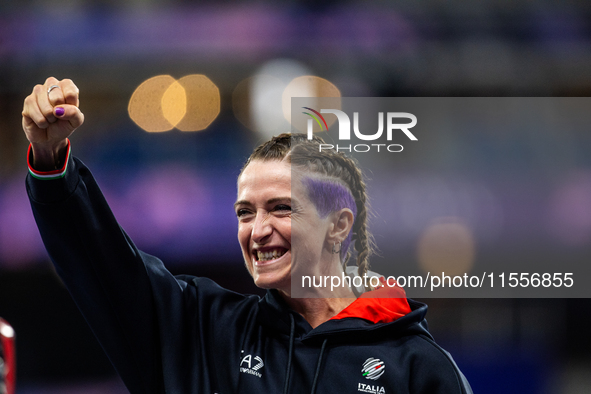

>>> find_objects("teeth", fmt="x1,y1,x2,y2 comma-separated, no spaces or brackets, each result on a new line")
257,249,286,261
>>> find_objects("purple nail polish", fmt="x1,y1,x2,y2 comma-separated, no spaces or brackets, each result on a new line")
55,107,65,117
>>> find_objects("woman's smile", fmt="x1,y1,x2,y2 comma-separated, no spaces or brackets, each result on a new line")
254,247,289,264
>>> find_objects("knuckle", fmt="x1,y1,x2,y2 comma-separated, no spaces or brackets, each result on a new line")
33,84,43,94
45,76,57,84
36,117,49,128
52,95,66,105
40,106,54,117
62,78,73,85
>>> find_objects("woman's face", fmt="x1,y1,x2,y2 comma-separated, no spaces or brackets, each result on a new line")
236,160,332,292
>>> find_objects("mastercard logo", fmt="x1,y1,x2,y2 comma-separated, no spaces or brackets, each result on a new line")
128,74,220,132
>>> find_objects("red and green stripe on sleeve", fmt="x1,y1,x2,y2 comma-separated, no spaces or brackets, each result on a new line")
27,140,71,180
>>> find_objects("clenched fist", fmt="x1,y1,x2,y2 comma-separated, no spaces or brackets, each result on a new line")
22,77,84,171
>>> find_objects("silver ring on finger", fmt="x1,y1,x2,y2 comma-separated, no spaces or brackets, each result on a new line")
47,85,60,95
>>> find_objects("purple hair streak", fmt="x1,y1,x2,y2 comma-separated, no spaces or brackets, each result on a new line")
302,177,357,261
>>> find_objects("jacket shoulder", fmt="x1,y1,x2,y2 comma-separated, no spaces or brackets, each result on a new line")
401,333,473,394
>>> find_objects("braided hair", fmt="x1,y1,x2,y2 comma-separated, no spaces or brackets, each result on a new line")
241,133,375,280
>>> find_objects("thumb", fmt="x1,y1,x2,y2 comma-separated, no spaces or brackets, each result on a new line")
54,104,84,130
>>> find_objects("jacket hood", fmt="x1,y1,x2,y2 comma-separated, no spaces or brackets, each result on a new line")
258,268,432,345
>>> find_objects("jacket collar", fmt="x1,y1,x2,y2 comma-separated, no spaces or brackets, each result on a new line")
258,288,431,342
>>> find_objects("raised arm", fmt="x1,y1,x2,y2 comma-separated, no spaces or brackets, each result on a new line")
23,78,169,393
22,78,261,394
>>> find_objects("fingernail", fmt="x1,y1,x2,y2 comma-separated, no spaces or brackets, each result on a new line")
55,107,65,117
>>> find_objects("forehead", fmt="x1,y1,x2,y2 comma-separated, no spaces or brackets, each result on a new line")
237,160,292,198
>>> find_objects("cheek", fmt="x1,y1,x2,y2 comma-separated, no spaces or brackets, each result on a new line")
238,226,254,275
275,219,292,243
237,225,250,252
292,219,329,253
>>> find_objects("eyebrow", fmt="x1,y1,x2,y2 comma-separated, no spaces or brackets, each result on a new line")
234,197,292,210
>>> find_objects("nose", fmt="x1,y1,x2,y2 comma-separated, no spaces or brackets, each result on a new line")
251,211,273,244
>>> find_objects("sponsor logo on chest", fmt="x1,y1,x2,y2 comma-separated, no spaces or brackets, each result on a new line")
239,351,264,378
358,358,386,393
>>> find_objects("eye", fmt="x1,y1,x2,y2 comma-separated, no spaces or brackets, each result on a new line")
236,208,252,218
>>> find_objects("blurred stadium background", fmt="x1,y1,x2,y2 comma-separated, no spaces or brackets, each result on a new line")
1,1,591,393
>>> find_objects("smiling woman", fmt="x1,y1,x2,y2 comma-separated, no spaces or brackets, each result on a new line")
235,160,294,291
23,78,472,394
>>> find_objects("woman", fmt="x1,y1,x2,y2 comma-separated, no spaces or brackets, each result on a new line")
23,77,472,393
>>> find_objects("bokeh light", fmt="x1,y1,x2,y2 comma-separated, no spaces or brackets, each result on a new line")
231,76,254,130
232,75,282,132
128,75,178,132
175,74,220,132
546,172,591,246
282,75,341,133
234,59,311,139
128,74,220,132
232,60,341,137
417,217,476,276
161,80,187,127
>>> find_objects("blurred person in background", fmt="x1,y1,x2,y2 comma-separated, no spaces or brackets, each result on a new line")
21,77,472,393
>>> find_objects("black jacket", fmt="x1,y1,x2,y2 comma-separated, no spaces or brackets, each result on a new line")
27,150,472,394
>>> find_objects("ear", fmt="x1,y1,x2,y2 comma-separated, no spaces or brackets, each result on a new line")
327,208,355,243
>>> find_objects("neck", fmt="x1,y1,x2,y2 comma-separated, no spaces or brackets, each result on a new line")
279,290,356,329
279,255,356,328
